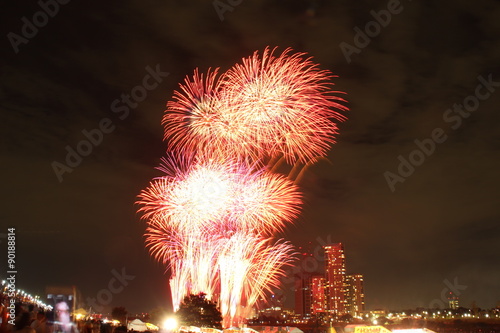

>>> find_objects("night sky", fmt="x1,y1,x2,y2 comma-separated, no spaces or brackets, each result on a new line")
2,0,500,315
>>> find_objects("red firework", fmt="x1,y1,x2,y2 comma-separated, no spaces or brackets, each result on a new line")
221,47,348,163
162,47,348,164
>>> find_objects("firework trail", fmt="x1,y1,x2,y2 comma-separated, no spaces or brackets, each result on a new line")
145,222,220,310
217,232,296,328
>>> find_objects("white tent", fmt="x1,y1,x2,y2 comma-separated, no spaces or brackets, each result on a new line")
128,319,148,332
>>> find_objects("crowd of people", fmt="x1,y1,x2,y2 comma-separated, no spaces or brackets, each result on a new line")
0,296,83,333
1,295,132,333
1,298,49,333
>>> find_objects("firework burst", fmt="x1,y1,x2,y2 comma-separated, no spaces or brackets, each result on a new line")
162,69,253,161
137,155,302,235
221,47,348,163
163,47,347,165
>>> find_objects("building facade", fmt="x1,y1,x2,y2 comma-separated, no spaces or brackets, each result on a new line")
324,243,346,316
345,274,365,316
295,274,313,316
294,242,365,319
311,275,326,314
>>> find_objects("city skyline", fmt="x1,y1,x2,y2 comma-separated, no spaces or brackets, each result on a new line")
2,241,482,317
295,243,365,318
2,0,500,314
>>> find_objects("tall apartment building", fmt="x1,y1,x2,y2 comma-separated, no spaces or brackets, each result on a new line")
324,243,346,316
295,273,313,316
345,274,365,316
310,275,326,314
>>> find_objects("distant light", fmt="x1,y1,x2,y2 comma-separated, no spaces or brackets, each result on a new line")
163,317,178,331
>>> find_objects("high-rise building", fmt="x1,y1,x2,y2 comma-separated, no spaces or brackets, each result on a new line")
295,273,327,316
294,244,323,316
295,273,313,316
345,274,365,316
295,242,365,319
311,275,326,314
324,243,346,316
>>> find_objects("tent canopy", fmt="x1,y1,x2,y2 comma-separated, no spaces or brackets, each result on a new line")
128,319,148,332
